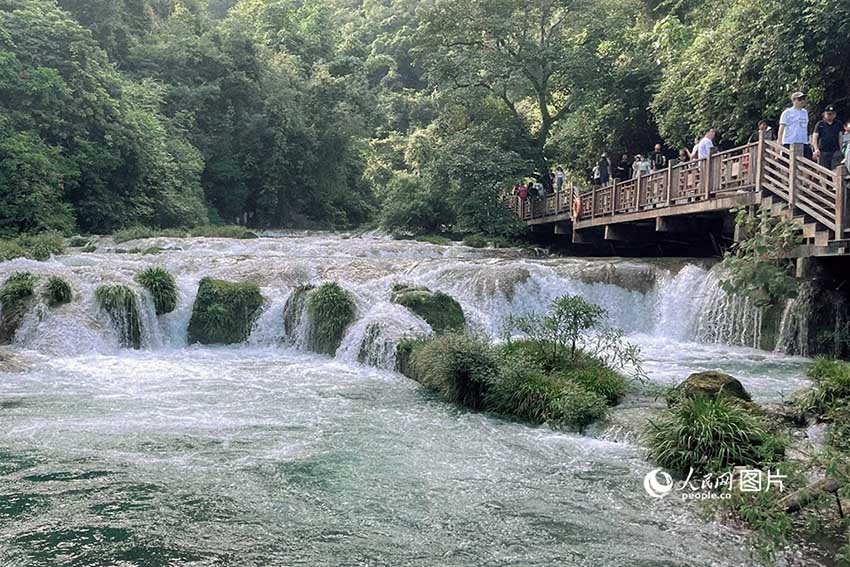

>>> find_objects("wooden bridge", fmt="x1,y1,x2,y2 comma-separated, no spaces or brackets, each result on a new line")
511,136,850,257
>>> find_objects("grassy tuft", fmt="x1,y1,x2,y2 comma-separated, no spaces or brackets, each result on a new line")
306,283,356,355
94,284,142,349
0,233,65,261
410,333,499,410
43,276,72,307
642,396,785,477
0,240,27,262
68,236,90,248
187,277,264,345
136,267,178,316
803,358,850,415
392,286,465,334
414,234,452,246
486,360,608,427
0,272,37,343
188,225,258,239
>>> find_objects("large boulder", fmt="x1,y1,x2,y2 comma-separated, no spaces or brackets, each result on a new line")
187,278,264,345
391,284,465,334
668,371,752,406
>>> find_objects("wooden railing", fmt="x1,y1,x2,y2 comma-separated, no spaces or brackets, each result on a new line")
510,135,849,242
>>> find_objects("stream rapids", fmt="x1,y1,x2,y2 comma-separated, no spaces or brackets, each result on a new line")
0,233,815,566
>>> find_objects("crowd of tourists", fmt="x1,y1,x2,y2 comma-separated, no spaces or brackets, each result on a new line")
513,91,850,202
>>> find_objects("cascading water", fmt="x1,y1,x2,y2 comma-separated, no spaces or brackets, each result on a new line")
0,233,820,567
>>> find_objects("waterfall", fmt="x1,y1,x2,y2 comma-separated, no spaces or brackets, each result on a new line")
774,282,814,356
0,234,825,359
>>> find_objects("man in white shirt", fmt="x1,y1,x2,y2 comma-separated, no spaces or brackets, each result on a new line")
778,91,812,159
697,128,716,160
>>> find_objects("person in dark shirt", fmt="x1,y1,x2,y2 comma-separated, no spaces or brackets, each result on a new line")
812,105,843,169
649,143,667,170
597,153,610,185
615,154,631,182
748,120,775,143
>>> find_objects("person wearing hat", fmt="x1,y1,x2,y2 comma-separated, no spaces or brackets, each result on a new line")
778,91,812,159
812,105,843,169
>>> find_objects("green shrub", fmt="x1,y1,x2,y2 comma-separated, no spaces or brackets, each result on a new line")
94,284,142,349
392,285,465,334
136,267,178,316
498,339,626,404
560,359,628,405
396,337,429,378
462,234,489,248
68,236,89,248
0,272,37,343
187,277,264,345
306,283,357,355
410,334,499,410
486,361,608,427
80,245,97,253
43,276,72,307
0,240,26,262
804,358,850,415
642,396,785,477
283,285,315,339
0,233,66,261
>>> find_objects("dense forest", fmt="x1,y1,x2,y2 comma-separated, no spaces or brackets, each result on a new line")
1,0,848,237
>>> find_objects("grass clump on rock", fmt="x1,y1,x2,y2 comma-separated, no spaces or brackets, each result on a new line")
43,276,72,307
486,360,607,427
187,277,264,345
391,284,465,334
95,284,142,349
642,396,784,476
306,283,356,355
409,333,499,410
0,233,65,262
802,358,850,415
0,272,37,344
136,267,177,316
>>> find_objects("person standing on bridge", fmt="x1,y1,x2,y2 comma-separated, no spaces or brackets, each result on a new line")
812,105,843,169
697,128,716,160
649,144,667,171
597,153,610,185
615,154,631,182
778,91,812,159
748,120,775,143
555,166,565,192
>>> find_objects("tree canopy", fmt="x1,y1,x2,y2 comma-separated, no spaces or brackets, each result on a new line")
0,0,846,236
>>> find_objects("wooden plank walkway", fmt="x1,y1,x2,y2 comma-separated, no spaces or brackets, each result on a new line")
510,136,850,256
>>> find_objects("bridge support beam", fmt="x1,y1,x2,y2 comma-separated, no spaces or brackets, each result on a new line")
572,229,597,244
554,222,571,235
604,224,641,241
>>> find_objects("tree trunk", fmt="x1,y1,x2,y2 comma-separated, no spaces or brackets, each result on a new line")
779,476,845,514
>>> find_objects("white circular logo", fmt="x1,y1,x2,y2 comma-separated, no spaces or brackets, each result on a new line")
643,468,674,498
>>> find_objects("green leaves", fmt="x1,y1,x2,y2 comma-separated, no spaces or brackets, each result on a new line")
720,208,801,308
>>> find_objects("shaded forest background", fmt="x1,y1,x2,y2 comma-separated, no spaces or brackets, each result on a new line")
1,0,848,237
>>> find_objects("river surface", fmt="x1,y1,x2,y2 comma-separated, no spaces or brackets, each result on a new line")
0,234,814,566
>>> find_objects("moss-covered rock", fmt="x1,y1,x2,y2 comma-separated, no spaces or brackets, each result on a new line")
187,278,264,345
306,283,356,355
43,276,72,307
282,284,315,340
94,284,142,349
396,337,427,378
136,267,177,316
391,284,465,334
0,272,36,344
667,371,752,406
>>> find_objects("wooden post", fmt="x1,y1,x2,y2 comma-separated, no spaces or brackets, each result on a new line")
755,130,766,191
836,165,847,238
665,161,673,207
789,143,801,208
611,179,618,216
636,175,644,211
702,151,713,200
591,185,597,220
